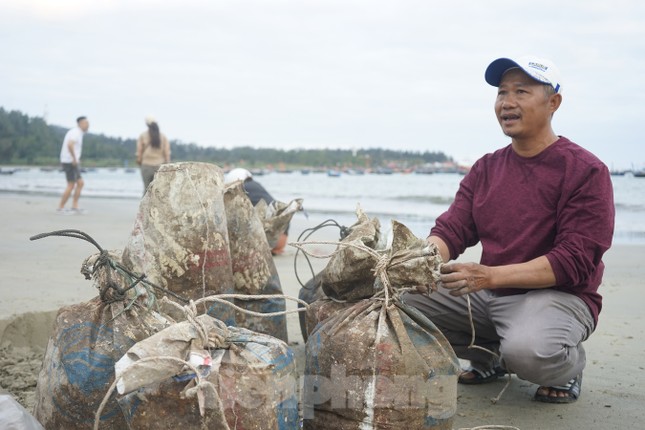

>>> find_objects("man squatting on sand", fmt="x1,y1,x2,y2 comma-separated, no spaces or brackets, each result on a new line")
58,116,89,213
404,55,615,403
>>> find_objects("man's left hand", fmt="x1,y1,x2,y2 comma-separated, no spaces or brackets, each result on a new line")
440,262,493,296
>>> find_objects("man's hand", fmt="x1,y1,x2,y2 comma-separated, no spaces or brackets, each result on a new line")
440,262,493,296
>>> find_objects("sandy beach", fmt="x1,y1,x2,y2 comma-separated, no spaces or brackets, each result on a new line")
1,192,644,429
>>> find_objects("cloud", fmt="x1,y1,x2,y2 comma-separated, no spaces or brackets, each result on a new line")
1,0,644,168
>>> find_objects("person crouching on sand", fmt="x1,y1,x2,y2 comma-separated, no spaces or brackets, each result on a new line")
403,55,615,403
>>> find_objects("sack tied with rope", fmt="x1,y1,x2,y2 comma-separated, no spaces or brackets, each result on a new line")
254,197,303,249
319,208,382,301
33,250,173,430
302,220,460,430
122,162,237,325
114,312,299,430
305,209,445,340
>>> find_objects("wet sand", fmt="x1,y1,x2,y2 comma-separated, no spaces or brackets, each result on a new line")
1,192,644,429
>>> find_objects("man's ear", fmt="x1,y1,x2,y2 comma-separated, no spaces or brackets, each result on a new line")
550,93,563,114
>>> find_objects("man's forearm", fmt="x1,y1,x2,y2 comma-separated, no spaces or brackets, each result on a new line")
489,255,556,289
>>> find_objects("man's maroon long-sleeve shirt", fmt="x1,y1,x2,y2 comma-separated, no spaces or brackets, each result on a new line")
431,137,615,325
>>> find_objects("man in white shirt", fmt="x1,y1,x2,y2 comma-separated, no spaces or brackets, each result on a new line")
58,116,89,213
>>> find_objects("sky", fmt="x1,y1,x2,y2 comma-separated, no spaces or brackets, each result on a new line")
1,0,644,169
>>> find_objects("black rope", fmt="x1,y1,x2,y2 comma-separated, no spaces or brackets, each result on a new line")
293,219,349,290
30,229,189,304
114,263,189,304
30,229,104,252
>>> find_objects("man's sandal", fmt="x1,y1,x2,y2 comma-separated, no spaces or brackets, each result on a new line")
534,373,582,404
458,366,507,385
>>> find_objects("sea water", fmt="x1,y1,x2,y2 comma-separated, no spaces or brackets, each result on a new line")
1,167,644,244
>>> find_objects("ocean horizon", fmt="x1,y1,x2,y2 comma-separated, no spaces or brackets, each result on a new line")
2,166,643,245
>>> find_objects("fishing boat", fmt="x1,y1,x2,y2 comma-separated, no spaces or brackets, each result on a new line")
373,167,393,175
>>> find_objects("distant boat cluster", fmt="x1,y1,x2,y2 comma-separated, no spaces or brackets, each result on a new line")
31,166,137,174
611,169,645,177
246,162,472,178
5,164,644,178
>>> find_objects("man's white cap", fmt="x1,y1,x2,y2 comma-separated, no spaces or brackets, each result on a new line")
485,56,562,94
225,168,252,183
145,115,157,125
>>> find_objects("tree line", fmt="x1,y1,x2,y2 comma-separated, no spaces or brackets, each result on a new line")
0,107,451,168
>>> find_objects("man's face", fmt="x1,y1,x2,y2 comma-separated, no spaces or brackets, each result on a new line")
494,68,557,140
78,119,89,132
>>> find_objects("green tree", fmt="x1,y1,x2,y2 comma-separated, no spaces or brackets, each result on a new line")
0,106,453,168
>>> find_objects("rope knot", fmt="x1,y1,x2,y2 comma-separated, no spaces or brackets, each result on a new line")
372,252,389,276
371,252,394,305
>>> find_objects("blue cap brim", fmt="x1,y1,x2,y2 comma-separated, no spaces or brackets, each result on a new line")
485,58,521,87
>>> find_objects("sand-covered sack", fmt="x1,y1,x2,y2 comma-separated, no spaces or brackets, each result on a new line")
302,217,442,340
320,208,381,301
223,182,288,342
122,162,235,318
302,221,459,429
305,296,354,341
254,197,303,248
303,300,460,430
223,182,273,295
114,313,298,430
33,251,172,430
322,213,445,301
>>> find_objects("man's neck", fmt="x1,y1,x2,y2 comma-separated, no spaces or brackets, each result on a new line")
512,133,559,158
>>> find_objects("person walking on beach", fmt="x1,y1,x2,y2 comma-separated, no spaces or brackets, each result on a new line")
226,168,289,255
136,116,171,193
404,56,615,403
57,116,89,213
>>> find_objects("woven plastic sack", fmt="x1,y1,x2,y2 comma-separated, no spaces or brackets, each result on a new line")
222,182,288,342
114,314,298,429
305,297,354,340
303,300,460,429
303,221,458,429
33,251,172,430
122,162,236,324
320,208,381,301
254,198,303,248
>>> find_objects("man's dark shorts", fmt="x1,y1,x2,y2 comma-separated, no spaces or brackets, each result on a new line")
61,163,82,182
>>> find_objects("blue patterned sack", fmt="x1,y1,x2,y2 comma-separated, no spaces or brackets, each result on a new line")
115,315,298,429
